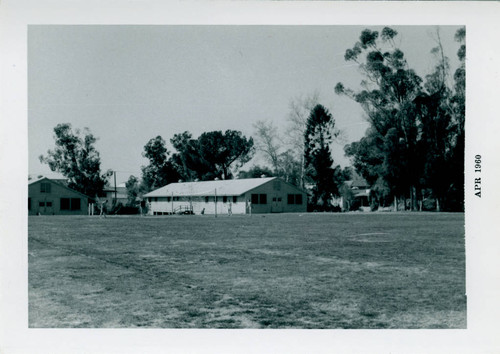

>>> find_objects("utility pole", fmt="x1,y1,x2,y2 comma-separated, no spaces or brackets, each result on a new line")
214,188,217,218
114,171,117,205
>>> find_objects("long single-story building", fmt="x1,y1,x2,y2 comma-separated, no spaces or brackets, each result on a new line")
28,177,91,215
144,177,307,215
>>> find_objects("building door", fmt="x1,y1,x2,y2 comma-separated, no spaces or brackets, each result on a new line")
38,200,54,215
271,195,282,213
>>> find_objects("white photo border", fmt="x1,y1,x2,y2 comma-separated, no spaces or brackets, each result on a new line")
1,1,499,353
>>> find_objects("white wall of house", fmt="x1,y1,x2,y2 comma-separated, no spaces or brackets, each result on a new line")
148,196,247,215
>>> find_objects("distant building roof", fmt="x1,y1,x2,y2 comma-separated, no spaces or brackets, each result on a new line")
28,172,67,181
349,173,369,189
103,181,127,191
144,177,278,197
28,174,68,184
103,185,127,192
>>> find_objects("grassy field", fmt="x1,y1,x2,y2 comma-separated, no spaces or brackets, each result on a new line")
28,212,466,328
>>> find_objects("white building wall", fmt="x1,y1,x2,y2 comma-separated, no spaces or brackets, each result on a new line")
148,196,247,215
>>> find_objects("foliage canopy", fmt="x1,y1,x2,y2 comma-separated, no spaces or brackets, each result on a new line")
39,123,111,198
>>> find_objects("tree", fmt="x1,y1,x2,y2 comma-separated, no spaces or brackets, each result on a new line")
336,27,465,211
285,92,320,188
304,104,338,210
125,175,141,206
170,131,211,181
277,149,302,186
169,130,255,181
39,123,111,198
412,27,464,211
196,130,255,180
253,120,281,174
237,165,274,179
253,120,305,187
447,27,465,211
335,28,426,209
141,136,180,191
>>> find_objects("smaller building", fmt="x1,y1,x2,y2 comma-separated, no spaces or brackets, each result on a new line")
340,173,371,211
144,177,307,215
103,183,129,207
28,177,91,215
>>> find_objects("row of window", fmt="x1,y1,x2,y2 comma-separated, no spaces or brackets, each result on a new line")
28,198,81,210
251,194,303,205
149,194,303,205
213,196,238,204
150,196,239,203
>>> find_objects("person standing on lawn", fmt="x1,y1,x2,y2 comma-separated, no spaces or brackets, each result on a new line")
100,200,107,217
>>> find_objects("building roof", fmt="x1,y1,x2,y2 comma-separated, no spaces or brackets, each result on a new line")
29,177,91,199
103,182,127,192
28,172,67,181
29,174,68,185
103,185,127,193
144,177,279,197
347,172,369,189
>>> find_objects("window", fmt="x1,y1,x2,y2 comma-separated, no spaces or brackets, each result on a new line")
61,198,70,210
28,198,31,210
251,194,267,204
40,182,51,193
154,197,158,202
223,196,228,203
39,202,45,207
272,197,276,202
232,196,237,203
288,194,303,205
46,201,52,207
205,196,209,203
61,198,81,210
71,198,81,210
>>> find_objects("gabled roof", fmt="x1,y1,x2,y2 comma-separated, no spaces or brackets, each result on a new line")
28,177,92,199
144,177,278,197
347,172,369,189
103,182,127,192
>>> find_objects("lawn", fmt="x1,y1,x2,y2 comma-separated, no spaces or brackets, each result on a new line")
28,212,466,328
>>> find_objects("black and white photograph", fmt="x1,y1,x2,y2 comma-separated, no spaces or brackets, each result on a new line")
1,1,500,353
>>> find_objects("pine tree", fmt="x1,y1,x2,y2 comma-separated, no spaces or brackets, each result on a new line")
304,105,338,210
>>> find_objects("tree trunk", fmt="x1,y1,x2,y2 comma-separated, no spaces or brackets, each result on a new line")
411,185,418,211
300,153,305,189
436,198,440,212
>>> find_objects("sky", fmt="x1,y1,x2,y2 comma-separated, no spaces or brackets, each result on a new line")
28,25,462,184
